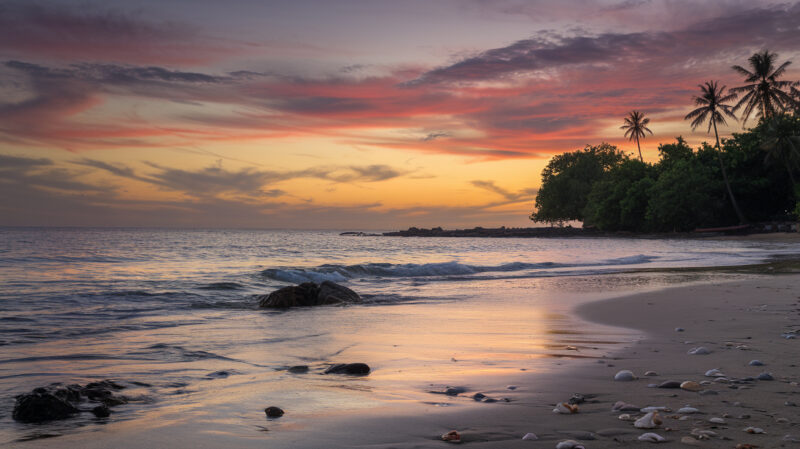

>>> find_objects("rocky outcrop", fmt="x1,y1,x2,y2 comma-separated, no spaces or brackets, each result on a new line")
12,381,128,423
324,363,370,375
257,281,360,308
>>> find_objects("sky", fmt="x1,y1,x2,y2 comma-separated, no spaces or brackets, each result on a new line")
1,0,799,229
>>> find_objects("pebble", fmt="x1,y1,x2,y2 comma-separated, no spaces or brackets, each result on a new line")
680,381,702,392
756,372,774,381
614,370,636,381
553,402,579,414
522,432,538,441
785,401,797,407
442,430,461,443
680,436,700,445
784,434,800,442
612,401,640,411
507,385,518,390
555,440,586,449
658,381,681,389
675,327,685,332
568,393,586,404
264,406,284,418
644,371,659,376
678,406,700,414
91,405,111,418
699,389,718,395
748,360,764,366
705,368,725,377
688,347,711,355
744,426,765,434
287,365,309,373
641,406,670,413
634,411,662,429
709,417,726,424
618,413,633,421
472,393,487,401
444,386,467,395
638,432,666,442
776,417,789,423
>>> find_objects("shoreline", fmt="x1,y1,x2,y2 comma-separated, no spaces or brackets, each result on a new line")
372,227,800,240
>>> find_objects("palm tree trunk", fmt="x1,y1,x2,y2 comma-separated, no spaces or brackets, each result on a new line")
636,137,643,162
713,120,747,224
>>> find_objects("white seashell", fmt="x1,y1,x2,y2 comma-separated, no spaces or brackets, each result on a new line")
688,347,711,355
614,370,637,381
744,426,765,434
691,428,717,439
704,368,724,377
555,440,586,449
638,432,666,442
634,411,662,429
553,402,579,414
618,413,633,421
678,406,700,414
709,417,726,424
680,381,702,391
522,432,538,440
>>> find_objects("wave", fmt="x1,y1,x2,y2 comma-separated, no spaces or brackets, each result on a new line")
261,255,657,283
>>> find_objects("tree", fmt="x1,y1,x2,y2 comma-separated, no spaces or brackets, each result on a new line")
731,50,795,125
620,110,653,162
530,143,626,224
583,159,655,231
685,81,747,224
758,114,800,187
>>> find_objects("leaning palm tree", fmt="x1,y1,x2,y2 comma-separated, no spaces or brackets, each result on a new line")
685,81,746,224
731,50,795,125
620,110,653,162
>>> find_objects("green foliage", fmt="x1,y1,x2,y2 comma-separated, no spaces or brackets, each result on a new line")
530,143,627,224
582,159,655,231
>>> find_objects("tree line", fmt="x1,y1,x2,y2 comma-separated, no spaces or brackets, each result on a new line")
530,50,800,232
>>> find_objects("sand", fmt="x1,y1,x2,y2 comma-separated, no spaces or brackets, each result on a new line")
8,274,800,448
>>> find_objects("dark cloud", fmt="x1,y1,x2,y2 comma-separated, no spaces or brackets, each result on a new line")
0,154,110,193
471,180,537,202
422,132,450,141
6,61,227,85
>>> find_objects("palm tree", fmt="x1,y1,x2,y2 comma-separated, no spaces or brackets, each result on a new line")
760,115,800,187
620,110,653,162
731,50,795,125
685,81,746,224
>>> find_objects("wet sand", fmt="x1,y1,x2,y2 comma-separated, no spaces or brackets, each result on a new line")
7,274,800,448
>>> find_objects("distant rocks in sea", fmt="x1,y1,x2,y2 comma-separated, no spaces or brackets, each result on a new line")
257,281,361,308
13,380,129,423
324,363,371,375
264,406,284,418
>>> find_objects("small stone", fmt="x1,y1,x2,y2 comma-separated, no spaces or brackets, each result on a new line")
675,327,685,332
709,417,725,424
507,385,518,390
568,393,586,404
442,430,461,443
699,389,718,395
614,370,636,381
688,347,711,355
658,381,681,389
612,401,639,411
680,381,702,392
756,372,774,381
555,440,586,449
705,368,725,377
265,406,284,418
91,405,111,418
644,371,658,376
522,432,538,440
678,406,700,414
324,363,370,375
287,365,309,373
744,426,765,434
681,436,700,445
776,417,789,423
638,432,666,442
748,360,764,366
785,401,797,407
443,386,467,396
784,434,800,442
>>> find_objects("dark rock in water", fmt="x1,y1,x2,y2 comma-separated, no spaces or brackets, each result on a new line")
657,380,682,389
472,392,486,401
91,405,111,418
265,406,284,418
443,386,467,396
207,370,230,379
257,281,361,308
287,365,309,374
13,391,79,422
569,393,586,404
324,363,370,375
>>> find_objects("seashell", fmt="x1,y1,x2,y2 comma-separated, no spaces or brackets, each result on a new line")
744,426,765,434
657,380,681,389
756,372,774,381
522,432,538,440
688,347,711,355
553,402,579,414
614,370,637,381
705,368,725,377
776,417,789,423
442,430,461,443
634,411,662,429
640,406,670,413
691,428,717,439
709,417,726,424
699,380,711,385
612,401,640,411
555,440,586,449
737,344,750,350
618,413,633,421
678,406,699,414
748,360,764,366
638,432,666,442
644,370,658,376
680,381,702,392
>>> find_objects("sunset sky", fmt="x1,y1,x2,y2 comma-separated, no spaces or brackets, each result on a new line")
2,0,799,229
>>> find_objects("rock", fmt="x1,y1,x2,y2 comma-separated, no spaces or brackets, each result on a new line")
553,402,579,414
756,372,774,381
614,370,636,381
784,434,800,442
522,432,538,440
612,401,640,411
568,393,586,404
287,365,309,374
744,426,765,434
555,440,586,449
91,405,111,418
472,392,486,401
638,432,667,442
776,417,789,424
641,406,670,413
681,436,700,445
785,401,797,407
688,347,711,355
680,381,702,392
442,430,461,443
709,417,726,424
705,368,725,377
618,413,633,421
699,389,718,395
12,391,79,422
507,385,518,390
257,281,361,308
207,370,232,378
675,327,685,332
324,363,370,375
558,430,596,440
635,411,662,429
264,406,284,418
438,386,467,396
657,381,681,389
678,406,700,414
644,371,659,376
748,360,764,366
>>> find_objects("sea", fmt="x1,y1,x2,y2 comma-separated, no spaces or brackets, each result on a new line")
0,227,797,446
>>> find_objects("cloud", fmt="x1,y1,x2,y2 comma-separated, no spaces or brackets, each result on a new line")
470,180,537,202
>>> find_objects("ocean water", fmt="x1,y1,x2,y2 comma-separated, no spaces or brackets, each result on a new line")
0,228,797,445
